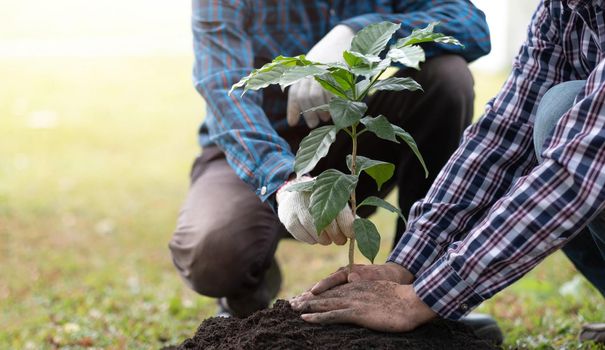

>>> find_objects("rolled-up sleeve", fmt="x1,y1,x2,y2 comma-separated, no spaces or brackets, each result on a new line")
386,2,605,319
193,0,294,207
340,0,490,62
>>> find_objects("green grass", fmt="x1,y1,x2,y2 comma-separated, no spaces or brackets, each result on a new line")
1,56,604,349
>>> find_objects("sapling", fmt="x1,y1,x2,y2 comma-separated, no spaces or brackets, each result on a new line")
230,22,462,270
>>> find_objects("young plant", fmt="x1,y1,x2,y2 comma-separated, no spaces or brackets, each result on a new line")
230,22,462,269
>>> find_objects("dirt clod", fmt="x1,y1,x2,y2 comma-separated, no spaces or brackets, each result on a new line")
173,300,497,350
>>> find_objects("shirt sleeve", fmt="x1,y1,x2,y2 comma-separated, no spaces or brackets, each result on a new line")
339,0,490,62
388,3,602,319
193,0,294,208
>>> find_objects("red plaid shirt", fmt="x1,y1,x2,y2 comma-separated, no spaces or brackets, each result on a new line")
390,0,605,319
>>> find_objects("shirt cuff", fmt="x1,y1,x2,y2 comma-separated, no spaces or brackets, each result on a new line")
387,230,443,277
413,256,484,320
255,152,295,211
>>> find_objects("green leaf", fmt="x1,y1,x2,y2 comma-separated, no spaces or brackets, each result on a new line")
358,196,406,224
294,125,338,177
354,218,381,263
392,124,428,178
315,74,351,99
279,65,329,89
372,77,422,92
396,22,463,48
310,170,358,233
343,50,363,67
350,58,392,78
346,155,394,190
346,50,381,65
351,21,401,56
355,79,371,97
329,98,367,129
274,55,313,65
231,64,292,95
286,179,315,192
360,115,397,142
229,55,313,95
387,46,425,70
433,35,464,47
328,68,356,92
302,104,330,115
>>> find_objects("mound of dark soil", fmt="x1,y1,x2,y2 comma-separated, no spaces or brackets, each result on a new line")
172,300,496,350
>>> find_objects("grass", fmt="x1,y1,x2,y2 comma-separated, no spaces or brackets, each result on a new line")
1,56,604,349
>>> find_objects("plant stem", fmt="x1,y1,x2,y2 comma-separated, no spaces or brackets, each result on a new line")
358,68,387,100
348,124,358,272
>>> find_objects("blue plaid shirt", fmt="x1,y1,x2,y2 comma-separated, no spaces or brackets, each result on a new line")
390,0,605,319
192,0,490,207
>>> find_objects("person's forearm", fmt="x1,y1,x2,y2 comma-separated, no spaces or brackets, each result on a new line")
193,0,295,208
339,0,490,62
414,62,605,319
389,2,563,278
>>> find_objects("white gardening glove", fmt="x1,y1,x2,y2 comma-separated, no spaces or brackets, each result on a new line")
276,176,355,246
287,24,356,128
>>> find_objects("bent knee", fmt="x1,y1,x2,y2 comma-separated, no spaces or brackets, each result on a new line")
425,55,474,101
169,227,242,297
169,218,278,297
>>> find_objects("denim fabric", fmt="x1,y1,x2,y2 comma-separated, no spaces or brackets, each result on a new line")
534,80,605,297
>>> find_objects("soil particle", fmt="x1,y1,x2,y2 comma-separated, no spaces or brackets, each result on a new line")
173,300,497,350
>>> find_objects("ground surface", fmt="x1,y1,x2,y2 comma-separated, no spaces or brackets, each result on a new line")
174,300,495,350
1,52,605,350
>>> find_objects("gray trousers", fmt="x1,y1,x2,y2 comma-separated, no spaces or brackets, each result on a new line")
168,55,475,317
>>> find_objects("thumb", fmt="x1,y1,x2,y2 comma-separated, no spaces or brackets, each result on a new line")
336,206,355,239
287,85,301,126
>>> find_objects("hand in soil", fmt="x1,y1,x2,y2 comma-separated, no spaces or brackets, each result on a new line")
290,280,437,333
309,262,415,294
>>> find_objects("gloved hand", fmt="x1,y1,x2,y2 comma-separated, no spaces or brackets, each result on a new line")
276,176,355,245
287,24,356,128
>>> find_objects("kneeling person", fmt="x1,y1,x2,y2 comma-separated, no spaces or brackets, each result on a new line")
169,0,490,318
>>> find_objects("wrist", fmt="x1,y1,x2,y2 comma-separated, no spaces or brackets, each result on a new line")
276,174,311,204
396,284,437,323
385,262,414,284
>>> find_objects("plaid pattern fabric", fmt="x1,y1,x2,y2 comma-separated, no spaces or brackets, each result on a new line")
192,0,490,207
389,0,605,319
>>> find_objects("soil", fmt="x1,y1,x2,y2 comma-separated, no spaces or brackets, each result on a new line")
169,300,497,350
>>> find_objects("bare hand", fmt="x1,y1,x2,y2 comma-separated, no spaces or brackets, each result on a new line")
290,281,436,332
309,263,414,294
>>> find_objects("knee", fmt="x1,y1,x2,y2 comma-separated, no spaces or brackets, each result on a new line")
425,55,475,109
168,211,278,298
533,80,586,159
533,104,560,158
418,55,474,128
169,226,243,297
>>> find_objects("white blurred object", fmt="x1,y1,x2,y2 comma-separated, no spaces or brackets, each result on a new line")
94,218,116,236
0,0,190,57
26,110,58,129
559,274,584,298
471,0,541,72
63,322,81,333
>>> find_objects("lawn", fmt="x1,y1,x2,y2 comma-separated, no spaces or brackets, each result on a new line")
1,56,604,349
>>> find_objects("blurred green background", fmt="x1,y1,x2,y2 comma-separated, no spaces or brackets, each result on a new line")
1,1,604,349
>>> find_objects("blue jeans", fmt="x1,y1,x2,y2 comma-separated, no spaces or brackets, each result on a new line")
534,80,605,297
